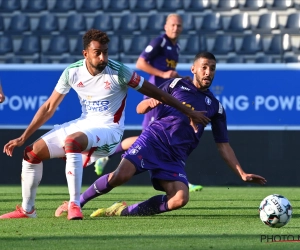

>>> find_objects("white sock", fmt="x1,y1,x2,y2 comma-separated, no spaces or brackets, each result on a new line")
65,153,83,207
21,159,43,212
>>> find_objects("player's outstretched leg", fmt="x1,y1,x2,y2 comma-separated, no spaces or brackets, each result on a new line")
188,182,203,192
0,148,43,219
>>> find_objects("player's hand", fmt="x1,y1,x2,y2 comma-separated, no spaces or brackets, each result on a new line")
162,70,179,79
3,137,25,157
0,92,5,103
242,173,267,185
189,110,210,131
148,98,161,108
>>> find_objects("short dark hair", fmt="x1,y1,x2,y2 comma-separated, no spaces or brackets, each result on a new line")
194,52,216,62
83,29,110,50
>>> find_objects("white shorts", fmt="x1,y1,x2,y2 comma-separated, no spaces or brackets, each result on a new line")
40,116,123,166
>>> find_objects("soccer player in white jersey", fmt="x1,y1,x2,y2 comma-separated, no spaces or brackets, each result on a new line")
0,29,210,220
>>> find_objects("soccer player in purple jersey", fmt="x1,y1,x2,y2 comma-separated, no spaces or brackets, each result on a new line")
55,52,266,218
94,13,203,192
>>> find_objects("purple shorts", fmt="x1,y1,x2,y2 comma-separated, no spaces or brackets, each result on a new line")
122,129,189,191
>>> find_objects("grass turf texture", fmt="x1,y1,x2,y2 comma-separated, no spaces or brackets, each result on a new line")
0,186,299,250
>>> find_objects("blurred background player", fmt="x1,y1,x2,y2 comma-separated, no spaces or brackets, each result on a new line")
94,13,203,192
0,79,5,103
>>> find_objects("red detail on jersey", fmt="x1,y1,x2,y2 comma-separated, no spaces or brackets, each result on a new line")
96,136,100,143
104,80,111,89
137,155,142,160
83,147,97,168
77,82,84,87
113,94,127,123
128,72,141,88
67,171,74,176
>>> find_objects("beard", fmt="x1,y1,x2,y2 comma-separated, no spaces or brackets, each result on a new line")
94,62,107,72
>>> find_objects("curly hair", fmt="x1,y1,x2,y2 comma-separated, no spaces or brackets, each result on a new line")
83,29,110,50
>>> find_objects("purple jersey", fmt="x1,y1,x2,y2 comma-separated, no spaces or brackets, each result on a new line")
139,34,180,87
123,78,228,191
147,78,228,162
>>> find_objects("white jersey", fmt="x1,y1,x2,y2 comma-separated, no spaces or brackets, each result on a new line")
55,59,144,130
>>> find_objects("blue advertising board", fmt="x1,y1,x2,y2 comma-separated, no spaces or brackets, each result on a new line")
0,63,299,130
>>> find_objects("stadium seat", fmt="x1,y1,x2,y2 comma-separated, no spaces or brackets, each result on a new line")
0,16,4,32
226,13,251,32
182,34,207,56
130,0,156,12
63,14,87,34
36,56,53,63
76,0,102,12
284,13,300,32
200,13,223,33
108,35,123,57
141,14,166,35
181,14,196,34
0,35,13,55
284,55,300,63
50,0,75,12
15,35,41,55
0,0,21,12
242,0,266,10
158,0,183,12
255,56,274,63
5,57,24,63
255,13,279,33
212,35,235,54
33,14,59,34
184,0,211,12
23,0,48,12
265,34,291,55
237,34,263,55
125,35,149,56
104,0,129,12
70,37,83,56
227,57,246,63
90,14,114,32
44,35,70,55
214,0,239,11
118,14,140,34
59,56,81,64
268,0,294,9
7,14,31,34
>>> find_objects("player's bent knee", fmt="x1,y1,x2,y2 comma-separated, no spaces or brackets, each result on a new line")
24,146,42,164
64,137,82,153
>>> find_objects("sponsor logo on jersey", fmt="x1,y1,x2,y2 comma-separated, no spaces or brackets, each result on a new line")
104,80,111,90
145,45,153,53
205,96,212,105
169,78,181,88
218,102,223,114
77,82,84,88
166,59,177,68
128,72,141,88
180,86,190,91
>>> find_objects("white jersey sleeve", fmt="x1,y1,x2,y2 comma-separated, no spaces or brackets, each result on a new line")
107,59,144,90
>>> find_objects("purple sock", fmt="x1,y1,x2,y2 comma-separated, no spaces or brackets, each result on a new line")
80,174,113,207
121,195,169,216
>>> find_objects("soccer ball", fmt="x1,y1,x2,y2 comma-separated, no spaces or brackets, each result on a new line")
259,194,292,228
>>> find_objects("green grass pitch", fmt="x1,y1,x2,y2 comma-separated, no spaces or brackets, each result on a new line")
0,186,299,250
